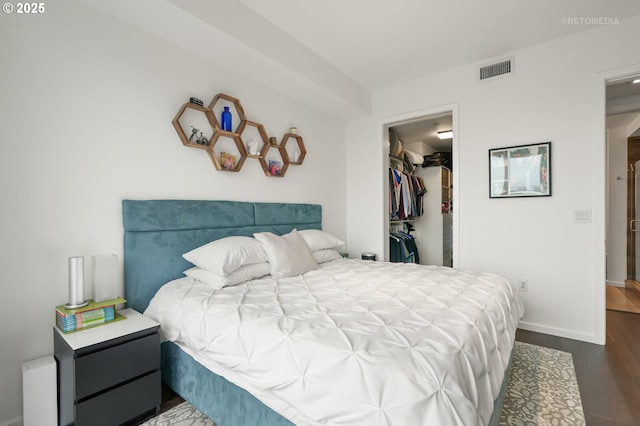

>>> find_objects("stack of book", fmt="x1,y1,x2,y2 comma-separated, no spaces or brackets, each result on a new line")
55,298,126,333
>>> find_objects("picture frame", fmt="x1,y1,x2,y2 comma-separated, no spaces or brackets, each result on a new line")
268,160,282,176
220,151,236,170
489,142,551,198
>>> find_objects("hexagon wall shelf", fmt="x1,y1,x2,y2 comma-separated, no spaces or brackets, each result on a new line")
173,93,306,177
206,132,247,172
172,103,216,150
208,93,247,134
259,143,290,177
281,133,306,165
239,120,270,159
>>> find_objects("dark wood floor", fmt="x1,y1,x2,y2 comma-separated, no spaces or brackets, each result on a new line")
159,384,184,414
158,309,640,425
517,309,640,425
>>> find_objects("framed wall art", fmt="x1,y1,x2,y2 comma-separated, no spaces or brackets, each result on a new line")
489,142,551,198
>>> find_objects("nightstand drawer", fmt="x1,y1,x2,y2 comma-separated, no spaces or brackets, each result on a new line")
75,370,160,426
75,332,160,399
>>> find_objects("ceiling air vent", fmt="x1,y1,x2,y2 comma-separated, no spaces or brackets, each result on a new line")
479,58,513,81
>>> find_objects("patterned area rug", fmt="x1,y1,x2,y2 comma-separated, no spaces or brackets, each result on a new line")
499,342,585,425
142,401,213,426
142,342,585,426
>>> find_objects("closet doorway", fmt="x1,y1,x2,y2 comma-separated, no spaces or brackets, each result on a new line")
627,136,640,291
605,74,640,314
384,109,456,267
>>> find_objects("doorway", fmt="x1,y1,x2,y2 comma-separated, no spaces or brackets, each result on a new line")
626,137,640,289
382,107,457,266
605,75,640,314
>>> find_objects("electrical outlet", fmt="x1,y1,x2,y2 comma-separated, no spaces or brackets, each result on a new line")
518,279,528,292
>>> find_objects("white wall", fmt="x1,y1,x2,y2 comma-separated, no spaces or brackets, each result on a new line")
346,16,640,345
0,2,346,423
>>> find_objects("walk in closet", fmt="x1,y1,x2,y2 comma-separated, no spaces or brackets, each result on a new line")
388,116,453,267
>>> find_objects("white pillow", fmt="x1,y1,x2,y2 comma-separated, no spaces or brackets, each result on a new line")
313,248,343,263
253,230,318,279
184,263,271,289
298,229,345,252
183,236,267,276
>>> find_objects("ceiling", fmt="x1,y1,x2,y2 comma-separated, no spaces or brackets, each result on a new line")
607,76,640,100
81,0,640,119
237,0,640,91
607,76,640,118
391,114,453,153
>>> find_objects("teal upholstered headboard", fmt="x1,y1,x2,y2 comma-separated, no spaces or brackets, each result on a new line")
122,200,322,313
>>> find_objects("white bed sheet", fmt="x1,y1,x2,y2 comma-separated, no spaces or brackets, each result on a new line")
145,259,524,426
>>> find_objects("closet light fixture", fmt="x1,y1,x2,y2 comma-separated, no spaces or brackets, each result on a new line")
437,130,453,139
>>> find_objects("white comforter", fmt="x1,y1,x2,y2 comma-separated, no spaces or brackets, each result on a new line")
145,259,524,426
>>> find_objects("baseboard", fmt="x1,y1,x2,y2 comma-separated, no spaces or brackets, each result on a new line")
518,321,602,345
606,280,625,287
0,416,22,426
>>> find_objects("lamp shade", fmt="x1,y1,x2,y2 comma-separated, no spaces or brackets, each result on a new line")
92,254,118,303
65,256,88,309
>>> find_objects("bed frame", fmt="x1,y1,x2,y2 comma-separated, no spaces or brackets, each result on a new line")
123,199,319,425
122,199,510,426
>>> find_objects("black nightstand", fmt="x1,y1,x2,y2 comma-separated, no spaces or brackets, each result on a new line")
53,308,160,426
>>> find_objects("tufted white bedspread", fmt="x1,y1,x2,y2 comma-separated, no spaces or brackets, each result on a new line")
145,259,524,426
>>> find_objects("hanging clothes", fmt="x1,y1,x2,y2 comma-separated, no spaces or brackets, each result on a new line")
389,168,400,218
389,231,420,263
410,175,426,217
388,168,426,220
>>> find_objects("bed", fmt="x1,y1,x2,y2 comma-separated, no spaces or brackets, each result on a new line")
123,199,523,426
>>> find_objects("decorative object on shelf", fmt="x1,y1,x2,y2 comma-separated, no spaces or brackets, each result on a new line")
65,256,88,309
173,93,307,176
269,160,282,176
247,139,259,156
188,126,209,146
241,121,269,159
221,106,232,131
208,93,247,133
221,151,236,170
489,141,551,198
